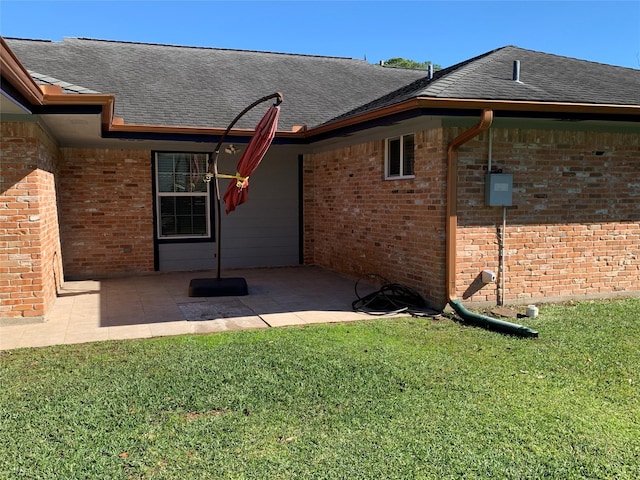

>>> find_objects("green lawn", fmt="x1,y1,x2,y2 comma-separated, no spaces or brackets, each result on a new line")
1,298,638,479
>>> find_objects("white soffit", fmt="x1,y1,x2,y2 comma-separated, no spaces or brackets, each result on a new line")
39,113,102,146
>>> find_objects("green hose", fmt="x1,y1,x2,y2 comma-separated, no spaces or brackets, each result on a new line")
449,299,539,338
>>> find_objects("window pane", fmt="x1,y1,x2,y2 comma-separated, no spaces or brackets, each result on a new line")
159,196,208,237
403,134,415,176
177,215,193,235
160,197,177,236
175,196,193,215
157,153,209,193
157,173,174,192
192,211,207,234
157,153,174,172
160,196,175,215
190,156,208,193
173,173,191,192
388,138,400,176
157,154,176,192
192,196,206,215
173,154,189,173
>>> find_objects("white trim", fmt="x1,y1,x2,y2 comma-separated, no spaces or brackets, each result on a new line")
384,132,415,180
155,152,211,239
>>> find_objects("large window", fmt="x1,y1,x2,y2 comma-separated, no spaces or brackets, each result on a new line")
155,152,210,239
385,133,415,179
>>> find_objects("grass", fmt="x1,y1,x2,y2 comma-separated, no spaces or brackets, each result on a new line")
1,298,639,479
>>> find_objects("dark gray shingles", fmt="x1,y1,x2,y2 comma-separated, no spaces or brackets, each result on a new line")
5,37,426,130
329,46,640,124
27,70,100,94
420,46,640,105
6,39,639,131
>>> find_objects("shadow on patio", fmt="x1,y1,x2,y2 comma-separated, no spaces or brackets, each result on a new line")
0,267,379,350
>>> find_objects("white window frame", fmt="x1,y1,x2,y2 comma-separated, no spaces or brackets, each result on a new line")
385,133,415,179
155,152,211,240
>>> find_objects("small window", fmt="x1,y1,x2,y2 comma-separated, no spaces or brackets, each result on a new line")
385,134,415,179
155,152,210,239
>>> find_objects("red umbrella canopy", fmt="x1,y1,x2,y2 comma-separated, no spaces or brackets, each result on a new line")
222,104,280,214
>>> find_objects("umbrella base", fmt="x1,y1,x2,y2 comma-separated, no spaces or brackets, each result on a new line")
188,277,248,297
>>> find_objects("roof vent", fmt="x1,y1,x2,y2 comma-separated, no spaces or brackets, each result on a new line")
512,60,522,83
427,63,434,80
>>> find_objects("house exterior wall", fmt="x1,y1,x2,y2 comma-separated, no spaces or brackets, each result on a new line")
156,148,300,272
58,148,154,278
215,148,300,269
455,127,640,305
306,128,448,307
306,124,640,308
3,117,637,322
1,121,63,319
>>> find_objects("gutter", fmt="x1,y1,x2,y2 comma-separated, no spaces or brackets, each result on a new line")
445,109,539,337
40,86,116,133
1,37,44,104
302,97,640,140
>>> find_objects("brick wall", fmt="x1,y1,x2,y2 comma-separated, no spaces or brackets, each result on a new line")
306,125,640,308
306,129,448,307
302,154,315,265
58,148,154,278
456,127,640,305
1,121,63,319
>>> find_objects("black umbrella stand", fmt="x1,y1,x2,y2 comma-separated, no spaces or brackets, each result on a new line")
189,92,283,297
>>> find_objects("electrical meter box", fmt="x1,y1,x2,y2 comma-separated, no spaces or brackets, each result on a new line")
485,173,513,206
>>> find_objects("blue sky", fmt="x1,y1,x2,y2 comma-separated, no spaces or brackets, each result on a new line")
1,1,639,69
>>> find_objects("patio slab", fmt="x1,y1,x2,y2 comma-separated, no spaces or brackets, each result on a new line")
0,266,384,350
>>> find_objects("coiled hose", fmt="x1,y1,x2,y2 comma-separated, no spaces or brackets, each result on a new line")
351,274,438,317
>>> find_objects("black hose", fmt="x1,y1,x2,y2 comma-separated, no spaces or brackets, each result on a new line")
352,274,437,317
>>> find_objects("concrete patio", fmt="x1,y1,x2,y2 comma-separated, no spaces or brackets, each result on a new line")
0,266,385,351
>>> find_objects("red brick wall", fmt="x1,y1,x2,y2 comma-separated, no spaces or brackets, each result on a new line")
1,121,63,319
58,148,154,278
302,155,315,265
306,125,640,308
455,127,640,305
306,129,448,307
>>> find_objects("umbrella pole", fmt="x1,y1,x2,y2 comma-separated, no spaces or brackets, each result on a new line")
210,92,282,280
188,92,283,298
212,151,223,280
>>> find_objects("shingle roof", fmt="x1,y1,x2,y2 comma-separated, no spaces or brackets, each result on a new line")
420,46,640,105
4,37,426,130
332,46,640,122
27,70,100,94
4,39,639,131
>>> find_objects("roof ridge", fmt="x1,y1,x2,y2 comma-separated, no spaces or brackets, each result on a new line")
67,36,363,62
2,36,53,43
512,45,640,71
322,47,514,123
420,46,512,96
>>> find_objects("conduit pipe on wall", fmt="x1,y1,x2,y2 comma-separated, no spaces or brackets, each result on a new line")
446,110,538,337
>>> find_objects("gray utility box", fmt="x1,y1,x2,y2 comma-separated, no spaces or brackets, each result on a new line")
485,173,513,206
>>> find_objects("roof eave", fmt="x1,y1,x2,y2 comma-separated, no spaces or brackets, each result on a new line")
105,123,302,141
41,88,116,133
301,97,640,138
1,37,43,105
28,96,640,143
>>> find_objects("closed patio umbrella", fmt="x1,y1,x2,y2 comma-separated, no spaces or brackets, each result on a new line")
223,102,280,214
189,92,283,297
